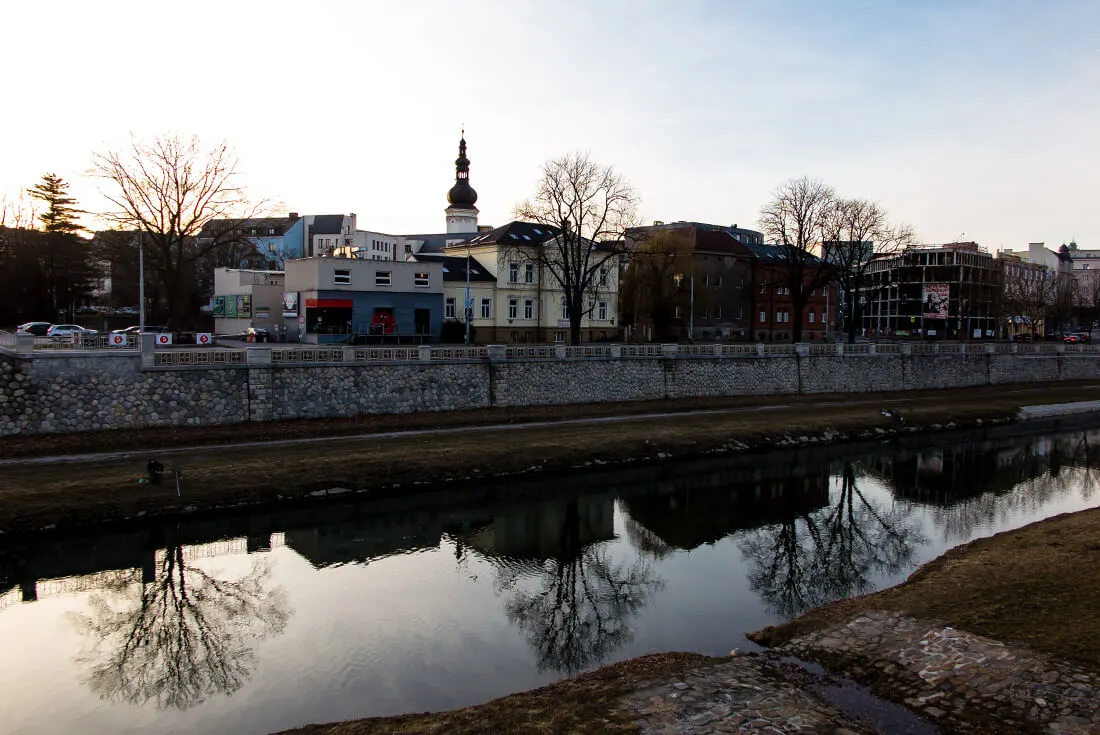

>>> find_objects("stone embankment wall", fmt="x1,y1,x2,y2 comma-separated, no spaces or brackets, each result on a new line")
1,347,1098,436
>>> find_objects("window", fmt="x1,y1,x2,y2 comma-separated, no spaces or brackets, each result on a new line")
716,306,722,320
739,275,745,288
737,306,743,320
759,280,767,294
375,271,391,287
675,306,682,319
759,310,766,322
508,262,519,283
701,307,708,319
480,298,492,319
414,272,430,287
524,298,534,319
508,297,519,319
445,297,457,318
334,269,351,285
717,274,724,287
703,273,710,286
560,295,568,320
268,228,276,235
554,331,566,343
777,286,789,295
524,263,535,284
598,300,608,320
808,310,815,323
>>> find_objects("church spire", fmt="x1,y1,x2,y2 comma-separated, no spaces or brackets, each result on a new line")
445,131,479,234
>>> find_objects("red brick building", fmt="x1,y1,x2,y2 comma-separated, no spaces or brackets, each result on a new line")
740,242,834,342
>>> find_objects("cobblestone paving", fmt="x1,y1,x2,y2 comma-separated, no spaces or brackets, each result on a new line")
783,610,1100,734
615,652,880,734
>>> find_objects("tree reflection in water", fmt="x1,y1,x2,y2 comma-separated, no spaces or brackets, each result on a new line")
69,544,290,710
739,463,925,619
492,498,663,676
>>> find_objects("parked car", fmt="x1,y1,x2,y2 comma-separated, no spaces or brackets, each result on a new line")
47,324,98,338
1065,332,1091,344
244,327,272,343
15,322,52,336
109,325,170,336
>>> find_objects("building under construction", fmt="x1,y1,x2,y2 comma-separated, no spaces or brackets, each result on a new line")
858,242,1003,340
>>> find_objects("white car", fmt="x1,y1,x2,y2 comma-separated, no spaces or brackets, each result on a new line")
47,324,97,338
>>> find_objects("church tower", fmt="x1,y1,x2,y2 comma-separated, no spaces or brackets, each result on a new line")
445,133,479,234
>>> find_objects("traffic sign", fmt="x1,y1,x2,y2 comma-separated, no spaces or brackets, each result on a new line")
156,333,173,346
297,315,306,325
109,333,126,347
196,332,212,345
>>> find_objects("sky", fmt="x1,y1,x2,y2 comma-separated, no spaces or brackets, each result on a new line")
2,0,1098,249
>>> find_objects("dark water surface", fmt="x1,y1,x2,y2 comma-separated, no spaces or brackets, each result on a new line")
2,421,1099,734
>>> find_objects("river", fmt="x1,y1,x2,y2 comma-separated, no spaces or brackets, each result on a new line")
0,421,1098,734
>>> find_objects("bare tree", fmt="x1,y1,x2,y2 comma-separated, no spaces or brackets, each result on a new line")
1001,260,1054,339
619,230,693,341
758,177,836,343
92,134,267,328
820,198,915,343
515,152,639,345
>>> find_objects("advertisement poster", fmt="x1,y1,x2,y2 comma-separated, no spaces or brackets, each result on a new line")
922,283,949,319
236,295,252,318
212,296,226,317
282,292,299,317
225,296,237,318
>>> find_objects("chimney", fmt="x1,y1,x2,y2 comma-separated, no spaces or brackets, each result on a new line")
288,212,299,220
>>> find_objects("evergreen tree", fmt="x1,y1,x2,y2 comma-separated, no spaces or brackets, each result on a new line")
29,173,83,234
27,173,95,319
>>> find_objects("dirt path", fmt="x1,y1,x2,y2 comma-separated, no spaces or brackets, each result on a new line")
2,382,1099,536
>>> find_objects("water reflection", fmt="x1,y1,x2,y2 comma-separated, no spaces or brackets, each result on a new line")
68,535,290,710
738,463,925,618
2,422,1100,730
455,495,661,674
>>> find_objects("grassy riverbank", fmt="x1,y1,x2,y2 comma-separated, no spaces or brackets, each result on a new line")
749,506,1100,670
275,507,1100,735
1,382,1099,535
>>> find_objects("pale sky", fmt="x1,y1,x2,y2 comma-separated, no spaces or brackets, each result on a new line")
2,0,1097,249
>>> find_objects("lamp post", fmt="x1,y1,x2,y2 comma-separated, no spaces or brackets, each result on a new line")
464,243,472,346
138,229,145,336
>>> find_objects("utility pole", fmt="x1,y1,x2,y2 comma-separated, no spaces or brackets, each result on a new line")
464,243,471,346
689,265,695,341
138,229,145,335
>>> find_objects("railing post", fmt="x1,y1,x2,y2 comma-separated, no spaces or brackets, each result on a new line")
755,342,765,356
899,343,913,356
835,343,844,356
711,343,723,356
610,344,622,358
985,343,996,354
15,334,35,356
141,333,156,367
794,342,809,356
661,343,678,358
343,346,358,363
247,347,272,366
487,344,506,362
418,345,432,362
554,344,567,359
868,343,877,355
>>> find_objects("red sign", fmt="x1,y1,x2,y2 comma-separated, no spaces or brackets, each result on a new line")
156,333,173,346
196,333,212,345
305,298,353,308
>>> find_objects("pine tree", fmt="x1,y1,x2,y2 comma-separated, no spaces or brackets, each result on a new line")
28,173,94,319
29,173,83,234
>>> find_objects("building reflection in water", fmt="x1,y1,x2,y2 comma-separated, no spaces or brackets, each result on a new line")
0,425,1097,705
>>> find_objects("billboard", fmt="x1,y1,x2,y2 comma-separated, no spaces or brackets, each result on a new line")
214,294,252,318
922,283,949,319
281,291,300,317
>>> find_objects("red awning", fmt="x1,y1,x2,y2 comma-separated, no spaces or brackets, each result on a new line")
305,299,353,308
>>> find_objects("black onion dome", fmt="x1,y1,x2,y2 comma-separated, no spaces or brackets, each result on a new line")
448,180,478,208
447,136,478,208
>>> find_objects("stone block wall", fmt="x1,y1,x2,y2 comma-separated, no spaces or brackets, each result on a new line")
3,348,1100,437
0,352,248,435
